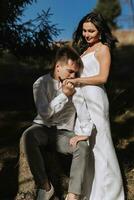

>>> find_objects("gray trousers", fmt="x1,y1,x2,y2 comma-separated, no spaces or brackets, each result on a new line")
22,123,89,195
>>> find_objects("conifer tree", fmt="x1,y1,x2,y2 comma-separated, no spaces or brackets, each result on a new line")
94,0,121,28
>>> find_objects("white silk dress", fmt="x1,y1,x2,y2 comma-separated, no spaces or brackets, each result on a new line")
79,51,125,200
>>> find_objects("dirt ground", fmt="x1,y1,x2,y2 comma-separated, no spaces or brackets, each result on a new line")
0,125,133,200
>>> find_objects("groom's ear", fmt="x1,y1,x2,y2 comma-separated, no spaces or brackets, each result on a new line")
55,61,64,72
55,62,60,72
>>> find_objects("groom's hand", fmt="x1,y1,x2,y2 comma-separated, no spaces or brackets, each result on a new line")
62,81,75,97
69,135,89,148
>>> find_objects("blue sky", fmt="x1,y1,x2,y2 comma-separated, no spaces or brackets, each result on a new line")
21,0,134,41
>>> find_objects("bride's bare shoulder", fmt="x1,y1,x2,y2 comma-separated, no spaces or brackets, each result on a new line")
100,44,110,53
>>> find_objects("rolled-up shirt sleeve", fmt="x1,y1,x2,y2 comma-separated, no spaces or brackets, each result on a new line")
33,77,68,120
72,87,95,136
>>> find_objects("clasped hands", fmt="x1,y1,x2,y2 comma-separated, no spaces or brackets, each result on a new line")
63,78,80,87
62,79,76,97
61,78,81,97
61,79,88,147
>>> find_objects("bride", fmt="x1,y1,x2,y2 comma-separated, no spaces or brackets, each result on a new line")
64,12,125,200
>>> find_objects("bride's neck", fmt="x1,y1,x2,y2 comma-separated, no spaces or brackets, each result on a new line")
87,40,101,51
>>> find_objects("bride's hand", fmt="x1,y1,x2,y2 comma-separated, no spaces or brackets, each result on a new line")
63,78,80,87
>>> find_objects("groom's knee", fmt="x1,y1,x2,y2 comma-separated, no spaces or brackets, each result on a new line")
77,141,89,158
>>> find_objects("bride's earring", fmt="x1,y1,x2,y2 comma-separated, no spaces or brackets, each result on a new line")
99,34,102,40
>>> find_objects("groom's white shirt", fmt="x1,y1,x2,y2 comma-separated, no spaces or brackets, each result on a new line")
33,73,94,135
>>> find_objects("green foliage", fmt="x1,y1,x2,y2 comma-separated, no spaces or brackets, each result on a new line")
0,0,8,22
0,0,36,23
0,1,61,58
8,9,60,56
106,45,134,118
94,0,121,28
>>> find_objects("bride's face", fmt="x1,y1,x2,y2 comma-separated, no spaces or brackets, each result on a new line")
82,21,100,45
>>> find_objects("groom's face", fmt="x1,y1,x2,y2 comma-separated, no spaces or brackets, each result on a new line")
56,59,79,81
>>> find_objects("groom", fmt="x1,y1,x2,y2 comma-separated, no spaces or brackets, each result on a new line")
21,46,90,200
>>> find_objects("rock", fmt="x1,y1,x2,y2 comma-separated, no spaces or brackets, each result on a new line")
15,136,71,200
15,136,36,200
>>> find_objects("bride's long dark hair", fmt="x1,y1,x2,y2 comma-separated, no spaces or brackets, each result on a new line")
72,12,117,54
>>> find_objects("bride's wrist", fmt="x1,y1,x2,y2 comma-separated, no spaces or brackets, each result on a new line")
76,78,81,86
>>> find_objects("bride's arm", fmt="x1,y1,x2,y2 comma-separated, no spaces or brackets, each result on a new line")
65,45,111,86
